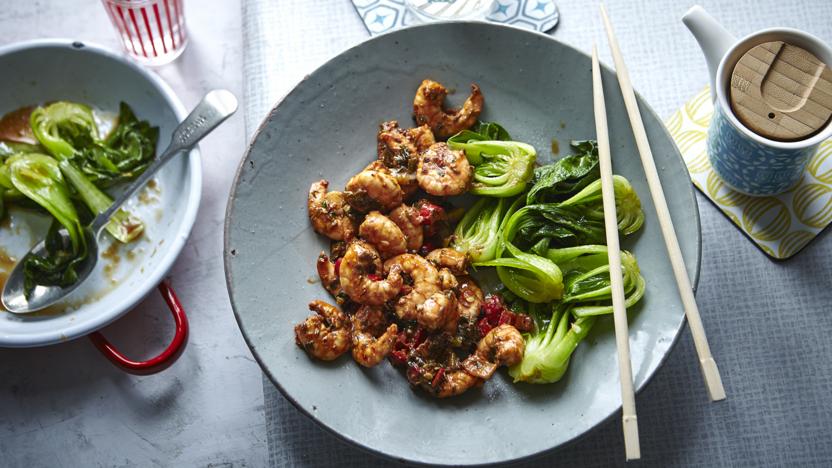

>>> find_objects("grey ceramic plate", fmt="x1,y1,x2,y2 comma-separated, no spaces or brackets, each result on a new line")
225,22,700,466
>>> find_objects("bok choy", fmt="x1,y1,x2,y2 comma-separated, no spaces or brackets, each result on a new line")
6,153,88,295
474,197,564,303
477,244,564,303
508,246,646,384
0,100,158,297
30,101,154,243
450,197,512,262
548,245,646,317
509,304,596,384
448,122,536,197
504,174,644,249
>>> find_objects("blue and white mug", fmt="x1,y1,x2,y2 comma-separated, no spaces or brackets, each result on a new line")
684,7,832,196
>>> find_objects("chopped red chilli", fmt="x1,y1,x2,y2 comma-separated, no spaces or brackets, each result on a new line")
498,310,514,326
431,367,446,387
334,257,342,276
476,293,534,337
418,202,445,226
390,350,408,365
477,319,493,337
513,314,534,332
390,328,427,367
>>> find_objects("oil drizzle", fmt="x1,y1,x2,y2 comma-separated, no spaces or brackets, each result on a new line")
101,243,122,285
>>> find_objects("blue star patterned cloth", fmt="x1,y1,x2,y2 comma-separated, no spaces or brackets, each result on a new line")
352,0,559,35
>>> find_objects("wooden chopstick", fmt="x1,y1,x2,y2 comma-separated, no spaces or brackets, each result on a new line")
592,44,641,461
599,4,726,401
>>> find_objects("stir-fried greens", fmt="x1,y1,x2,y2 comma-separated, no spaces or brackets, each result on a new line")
1,101,157,296
451,125,647,384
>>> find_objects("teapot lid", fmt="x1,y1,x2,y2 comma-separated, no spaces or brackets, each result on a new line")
729,41,832,141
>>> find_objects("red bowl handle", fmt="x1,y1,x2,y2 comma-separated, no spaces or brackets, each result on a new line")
88,279,189,375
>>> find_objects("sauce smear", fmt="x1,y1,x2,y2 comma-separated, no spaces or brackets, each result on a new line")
0,106,36,144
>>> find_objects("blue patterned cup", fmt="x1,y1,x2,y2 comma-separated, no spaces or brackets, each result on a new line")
684,6,832,196
707,104,821,195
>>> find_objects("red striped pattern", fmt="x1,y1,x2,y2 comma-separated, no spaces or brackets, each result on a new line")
101,0,186,62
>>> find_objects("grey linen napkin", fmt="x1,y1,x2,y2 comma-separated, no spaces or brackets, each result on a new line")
242,1,832,466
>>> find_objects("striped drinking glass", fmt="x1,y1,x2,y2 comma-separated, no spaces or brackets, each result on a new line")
101,0,188,66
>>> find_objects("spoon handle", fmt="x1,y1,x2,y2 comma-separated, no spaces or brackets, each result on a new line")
91,89,238,234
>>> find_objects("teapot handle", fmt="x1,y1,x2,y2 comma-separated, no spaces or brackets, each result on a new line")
683,5,737,101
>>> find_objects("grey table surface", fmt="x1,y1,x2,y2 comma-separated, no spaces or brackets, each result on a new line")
2,0,832,467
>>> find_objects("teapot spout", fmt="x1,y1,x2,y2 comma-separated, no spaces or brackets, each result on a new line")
682,5,736,101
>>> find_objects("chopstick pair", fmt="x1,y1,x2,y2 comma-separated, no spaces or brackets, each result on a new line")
592,3,727,461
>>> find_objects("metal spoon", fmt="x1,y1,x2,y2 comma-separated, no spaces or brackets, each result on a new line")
2,89,238,313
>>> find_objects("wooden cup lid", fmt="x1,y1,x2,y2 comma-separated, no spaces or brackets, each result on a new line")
730,41,832,141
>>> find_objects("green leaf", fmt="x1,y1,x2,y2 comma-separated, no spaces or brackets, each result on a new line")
526,139,600,204
22,219,89,296
6,153,88,296
448,123,536,197
0,140,44,160
447,121,511,146
558,175,645,235
545,246,647,317
503,203,606,250
75,102,159,187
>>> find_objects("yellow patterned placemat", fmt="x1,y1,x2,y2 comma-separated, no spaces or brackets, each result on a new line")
666,86,832,260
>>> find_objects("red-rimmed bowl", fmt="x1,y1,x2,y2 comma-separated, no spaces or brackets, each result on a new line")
0,40,199,370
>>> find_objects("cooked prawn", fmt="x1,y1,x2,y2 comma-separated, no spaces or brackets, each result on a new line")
390,166,419,200
363,159,418,201
417,142,472,196
456,276,484,323
351,305,398,367
345,168,403,212
462,324,525,379
294,300,352,361
383,253,443,324
308,180,356,240
416,289,459,332
359,211,407,259
377,121,417,168
413,79,483,138
435,368,482,398
378,121,436,165
408,125,436,152
437,267,458,291
340,240,403,305
426,248,469,275
388,204,423,251
316,252,346,304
